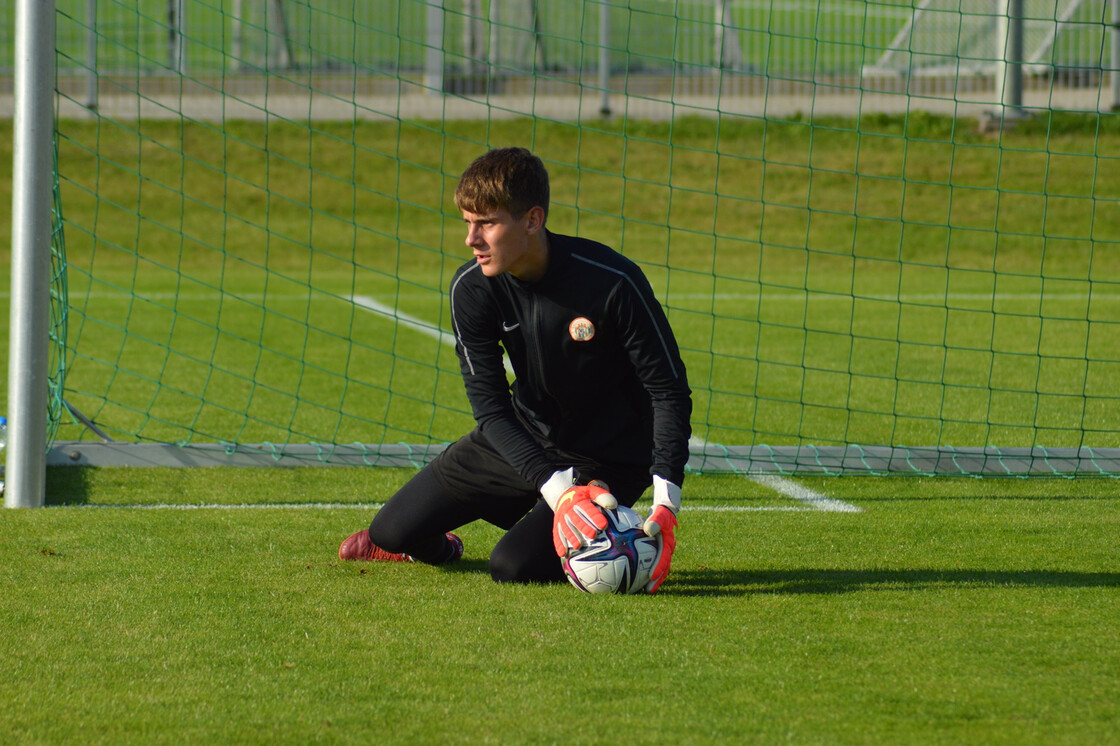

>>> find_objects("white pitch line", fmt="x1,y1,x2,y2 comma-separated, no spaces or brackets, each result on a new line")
113,471,859,515
351,294,457,347
747,474,862,513
689,436,861,513
62,502,817,512
350,295,860,514
351,293,514,375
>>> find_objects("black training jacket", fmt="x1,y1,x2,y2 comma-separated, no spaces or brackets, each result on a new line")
449,230,692,491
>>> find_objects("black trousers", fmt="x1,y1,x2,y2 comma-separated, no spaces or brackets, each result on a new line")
367,427,650,584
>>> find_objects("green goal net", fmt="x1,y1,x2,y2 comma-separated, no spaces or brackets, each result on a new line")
6,0,1120,476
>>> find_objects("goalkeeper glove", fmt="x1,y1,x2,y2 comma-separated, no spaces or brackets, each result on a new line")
643,475,681,593
541,469,618,557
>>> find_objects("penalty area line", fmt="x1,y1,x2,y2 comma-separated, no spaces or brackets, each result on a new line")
350,295,456,347
64,502,816,512
690,437,862,513
351,293,513,374
747,474,862,513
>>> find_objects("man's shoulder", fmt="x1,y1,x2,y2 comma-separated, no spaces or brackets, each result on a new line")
450,258,487,290
452,257,482,279
553,233,639,276
449,260,493,307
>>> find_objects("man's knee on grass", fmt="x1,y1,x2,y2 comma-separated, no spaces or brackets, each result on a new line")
489,544,565,584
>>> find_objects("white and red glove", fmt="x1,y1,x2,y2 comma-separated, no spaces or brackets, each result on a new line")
643,475,681,593
541,469,618,557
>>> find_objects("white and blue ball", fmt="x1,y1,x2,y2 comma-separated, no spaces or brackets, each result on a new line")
562,505,661,595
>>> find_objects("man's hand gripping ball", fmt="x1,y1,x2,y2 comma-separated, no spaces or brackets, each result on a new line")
541,469,618,557
643,475,682,593
552,483,618,557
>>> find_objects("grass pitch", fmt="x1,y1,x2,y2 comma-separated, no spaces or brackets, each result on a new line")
2,112,1119,743
1,468,1117,744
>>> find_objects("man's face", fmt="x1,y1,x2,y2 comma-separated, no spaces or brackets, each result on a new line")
461,207,541,280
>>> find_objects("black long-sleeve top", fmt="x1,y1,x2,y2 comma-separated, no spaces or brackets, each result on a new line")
449,230,692,491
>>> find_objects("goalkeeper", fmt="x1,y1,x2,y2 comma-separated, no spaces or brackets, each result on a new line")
338,147,692,592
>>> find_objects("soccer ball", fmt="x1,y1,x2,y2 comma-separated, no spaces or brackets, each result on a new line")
562,505,661,595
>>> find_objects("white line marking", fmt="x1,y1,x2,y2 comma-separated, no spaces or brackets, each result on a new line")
351,294,457,347
351,294,514,375
689,436,861,513
747,474,862,513
63,502,816,512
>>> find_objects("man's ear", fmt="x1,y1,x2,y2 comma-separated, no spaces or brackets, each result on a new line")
524,205,546,234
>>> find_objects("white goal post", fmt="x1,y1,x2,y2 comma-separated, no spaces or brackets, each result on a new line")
5,0,55,508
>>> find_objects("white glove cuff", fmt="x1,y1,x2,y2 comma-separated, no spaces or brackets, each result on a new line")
652,475,682,514
540,467,575,511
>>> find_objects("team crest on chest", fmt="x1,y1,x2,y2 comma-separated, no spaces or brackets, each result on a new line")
568,317,596,342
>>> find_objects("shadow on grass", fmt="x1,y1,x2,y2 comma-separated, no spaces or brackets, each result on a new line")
45,467,94,505
439,559,491,575
360,559,1120,596
667,567,1120,597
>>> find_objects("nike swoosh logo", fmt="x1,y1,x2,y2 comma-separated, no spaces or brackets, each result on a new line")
502,322,520,332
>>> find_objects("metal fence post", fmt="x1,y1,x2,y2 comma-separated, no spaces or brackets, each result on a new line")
85,0,97,109
1112,0,1120,110
1003,0,1023,114
599,0,611,115
425,1,444,94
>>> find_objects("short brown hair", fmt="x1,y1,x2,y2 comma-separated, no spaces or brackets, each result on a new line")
454,147,549,219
